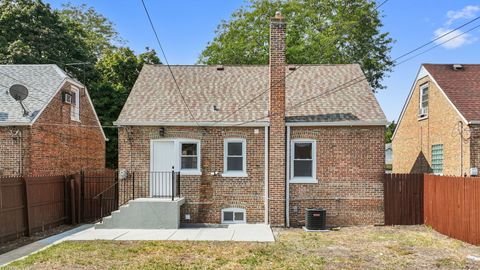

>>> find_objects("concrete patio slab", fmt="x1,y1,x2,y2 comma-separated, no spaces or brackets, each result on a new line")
195,228,235,241
116,229,177,241
67,228,130,241
168,228,202,241
66,224,275,242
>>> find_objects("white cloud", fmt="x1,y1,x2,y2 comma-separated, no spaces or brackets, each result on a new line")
446,5,480,25
433,28,475,49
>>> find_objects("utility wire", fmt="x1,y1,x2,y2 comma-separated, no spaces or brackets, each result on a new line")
230,20,480,127
140,0,202,128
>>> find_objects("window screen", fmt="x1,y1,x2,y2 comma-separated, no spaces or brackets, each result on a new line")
226,141,244,171
431,144,443,174
181,143,198,169
293,142,313,177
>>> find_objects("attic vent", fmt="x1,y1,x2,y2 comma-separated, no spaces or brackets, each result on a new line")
288,65,296,71
216,65,224,71
453,64,464,71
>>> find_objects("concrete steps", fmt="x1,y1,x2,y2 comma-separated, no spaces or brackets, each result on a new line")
96,197,185,229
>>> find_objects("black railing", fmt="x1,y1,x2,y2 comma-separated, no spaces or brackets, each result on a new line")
92,168,181,222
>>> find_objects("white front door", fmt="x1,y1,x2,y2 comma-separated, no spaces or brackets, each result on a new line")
151,141,175,197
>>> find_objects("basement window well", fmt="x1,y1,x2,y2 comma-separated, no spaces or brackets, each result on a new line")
221,208,246,224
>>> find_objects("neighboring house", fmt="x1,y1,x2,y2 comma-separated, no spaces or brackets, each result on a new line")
0,65,106,176
393,64,480,176
385,143,392,172
115,13,387,227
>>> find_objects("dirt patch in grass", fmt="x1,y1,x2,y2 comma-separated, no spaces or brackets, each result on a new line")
4,225,480,269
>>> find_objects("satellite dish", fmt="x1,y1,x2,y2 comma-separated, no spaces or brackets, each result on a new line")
9,84,29,101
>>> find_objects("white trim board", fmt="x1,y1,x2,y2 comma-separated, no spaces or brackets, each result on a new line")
286,120,388,126
392,65,468,141
114,121,269,127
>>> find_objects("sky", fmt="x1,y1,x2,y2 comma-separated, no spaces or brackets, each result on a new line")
45,0,480,123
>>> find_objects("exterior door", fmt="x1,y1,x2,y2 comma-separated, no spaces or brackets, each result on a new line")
151,141,175,197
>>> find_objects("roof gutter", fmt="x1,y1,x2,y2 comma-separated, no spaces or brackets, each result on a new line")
113,120,270,127
468,121,480,125
285,120,389,127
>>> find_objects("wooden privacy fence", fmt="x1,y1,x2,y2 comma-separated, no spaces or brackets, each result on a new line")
0,175,72,243
0,170,118,244
384,173,424,225
424,174,480,245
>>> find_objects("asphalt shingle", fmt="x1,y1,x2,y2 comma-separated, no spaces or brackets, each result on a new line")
116,64,386,125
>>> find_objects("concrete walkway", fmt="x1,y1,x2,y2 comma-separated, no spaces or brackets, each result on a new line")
66,224,275,242
0,224,93,267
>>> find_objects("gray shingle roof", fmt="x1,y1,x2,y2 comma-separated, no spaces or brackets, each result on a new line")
0,65,67,125
116,64,386,125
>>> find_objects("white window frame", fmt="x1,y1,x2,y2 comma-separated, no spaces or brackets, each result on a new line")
290,139,317,184
179,141,201,174
223,138,247,177
221,208,246,224
419,83,429,119
71,86,80,122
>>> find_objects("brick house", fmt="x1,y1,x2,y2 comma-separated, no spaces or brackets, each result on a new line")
115,13,387,227
392,64,480,176
0,64,106,176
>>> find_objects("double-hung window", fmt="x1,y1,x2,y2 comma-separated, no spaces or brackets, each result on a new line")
419,84,429,118
180,142,199,171
431,144,444,175
290,139,317,183
223,138,247,177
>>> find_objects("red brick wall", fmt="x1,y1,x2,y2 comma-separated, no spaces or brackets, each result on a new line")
118,126,266,224
28,82,105,175
289,126,385,227
268,13,287,226
0,127,30,176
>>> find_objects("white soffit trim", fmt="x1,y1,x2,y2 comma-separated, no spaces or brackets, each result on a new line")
113,121,270,127
286,120,389,127
392,65,468,141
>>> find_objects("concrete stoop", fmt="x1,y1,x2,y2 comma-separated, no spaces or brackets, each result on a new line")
95,197,185,229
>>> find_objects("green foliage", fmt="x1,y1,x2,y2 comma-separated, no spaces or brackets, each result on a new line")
385,121,396,143
199,0,394,90
0,0,92,68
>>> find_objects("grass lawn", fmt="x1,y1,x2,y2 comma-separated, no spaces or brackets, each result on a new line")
4,226,480,269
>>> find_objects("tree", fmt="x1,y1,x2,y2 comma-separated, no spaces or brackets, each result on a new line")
91,47,161,168
59,3,123,57
199,0,393,90
0,0,92,68
385,121,396,143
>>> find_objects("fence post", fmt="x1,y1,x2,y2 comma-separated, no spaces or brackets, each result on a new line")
23,177,32,237
115,171,119,209
171,166,175,201
176,172,181,198
70,178,76,225
132,172,135,200
80,170,85,223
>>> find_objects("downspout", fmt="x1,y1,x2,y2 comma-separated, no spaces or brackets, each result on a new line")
460,121,464,176
264,126,269,224
286,126,291,227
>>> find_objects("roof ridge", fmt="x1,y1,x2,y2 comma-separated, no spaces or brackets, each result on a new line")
145,63,359,67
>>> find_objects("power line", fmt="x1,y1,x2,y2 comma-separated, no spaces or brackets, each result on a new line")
393,15,480,62
140,0,201,128
375,0,389,9
230,20,480,127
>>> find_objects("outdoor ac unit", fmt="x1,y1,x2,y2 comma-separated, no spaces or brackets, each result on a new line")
62,92,73,104
419,107,428,117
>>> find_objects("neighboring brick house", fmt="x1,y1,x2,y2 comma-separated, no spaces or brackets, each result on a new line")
0,65,106,176
115,13,387,227
392,64,480,176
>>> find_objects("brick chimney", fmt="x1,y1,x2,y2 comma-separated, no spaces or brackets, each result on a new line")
268,11,286,226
